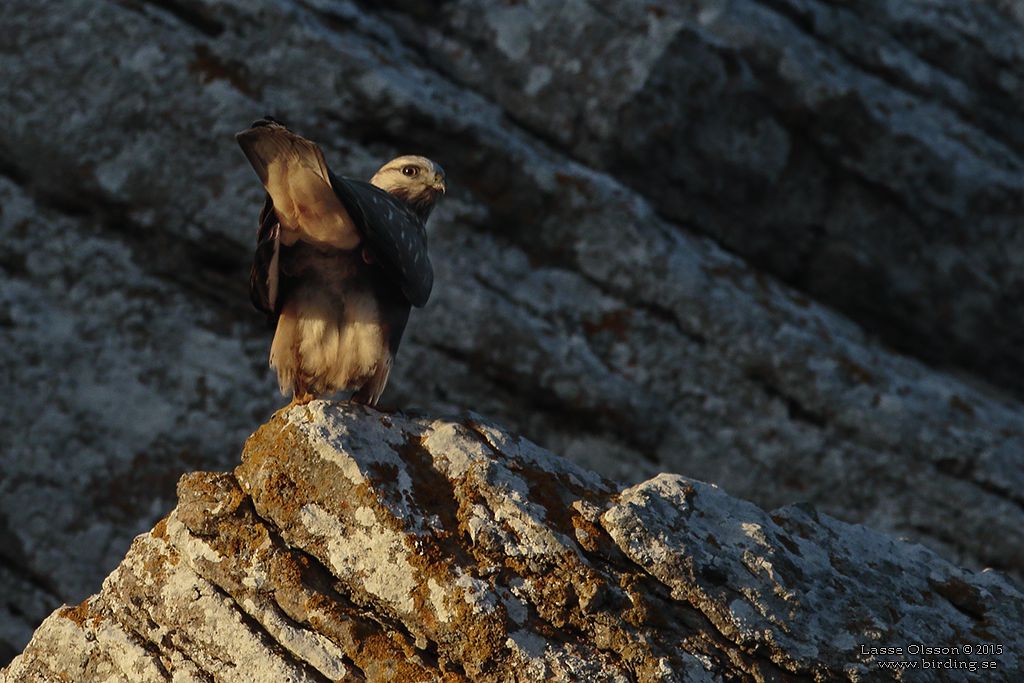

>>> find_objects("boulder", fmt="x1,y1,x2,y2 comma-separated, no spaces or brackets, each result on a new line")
3,405,1021,682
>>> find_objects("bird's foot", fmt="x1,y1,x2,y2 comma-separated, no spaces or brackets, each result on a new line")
288,392,315,407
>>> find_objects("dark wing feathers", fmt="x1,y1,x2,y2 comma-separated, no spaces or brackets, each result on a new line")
329,173,434,308
249,193,281,317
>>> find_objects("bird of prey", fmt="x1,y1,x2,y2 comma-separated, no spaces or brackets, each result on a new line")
236,117,445,406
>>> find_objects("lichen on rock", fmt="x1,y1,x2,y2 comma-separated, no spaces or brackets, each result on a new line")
4,404,1020,682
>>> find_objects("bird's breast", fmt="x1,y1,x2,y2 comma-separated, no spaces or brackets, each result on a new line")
280,244,366,288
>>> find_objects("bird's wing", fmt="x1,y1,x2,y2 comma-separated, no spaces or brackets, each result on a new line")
250,193,281,317
330,175,434,308
236,119,361,251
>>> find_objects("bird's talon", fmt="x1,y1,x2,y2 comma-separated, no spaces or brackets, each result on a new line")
287,392,315,407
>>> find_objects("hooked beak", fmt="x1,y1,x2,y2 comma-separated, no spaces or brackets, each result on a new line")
431,172,446,195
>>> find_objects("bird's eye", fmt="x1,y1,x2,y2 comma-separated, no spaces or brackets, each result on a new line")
402,166,419,177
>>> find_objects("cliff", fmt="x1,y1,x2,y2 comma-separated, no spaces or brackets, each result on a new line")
2,0,1023,662
3,405,1021,681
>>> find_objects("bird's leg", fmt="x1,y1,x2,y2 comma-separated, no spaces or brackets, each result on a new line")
288,375,315,407
291,390,315,406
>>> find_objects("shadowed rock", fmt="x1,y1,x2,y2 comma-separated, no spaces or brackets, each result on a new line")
3,405,1020,681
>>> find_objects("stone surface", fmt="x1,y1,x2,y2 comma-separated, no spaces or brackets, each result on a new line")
1,0,1023,662
383,0,1024,392
4,405,1021,682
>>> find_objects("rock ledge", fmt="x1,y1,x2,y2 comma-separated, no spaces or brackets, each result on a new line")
3,404,1021,682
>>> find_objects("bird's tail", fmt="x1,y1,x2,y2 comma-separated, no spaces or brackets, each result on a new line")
351,355,393,407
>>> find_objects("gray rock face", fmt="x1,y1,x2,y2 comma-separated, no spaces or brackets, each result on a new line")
4,405,1021,682
1,0,1022,662
382,0,1024,392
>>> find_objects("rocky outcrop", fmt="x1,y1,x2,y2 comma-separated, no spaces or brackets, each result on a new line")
4,409,1019,679
1,0,1023,661
4,405,1021,682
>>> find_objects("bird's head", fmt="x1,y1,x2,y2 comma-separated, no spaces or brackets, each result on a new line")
370,155,446,223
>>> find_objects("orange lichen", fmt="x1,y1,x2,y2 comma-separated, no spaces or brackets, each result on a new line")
58,599,92,627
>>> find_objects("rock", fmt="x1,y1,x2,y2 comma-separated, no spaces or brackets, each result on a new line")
3,405,1021,682
1,0,1023,661
380,0,1024,395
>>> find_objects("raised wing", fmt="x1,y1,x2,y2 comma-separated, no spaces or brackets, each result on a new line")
330,174,434,308
236,119,360,251
238,118,433,309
